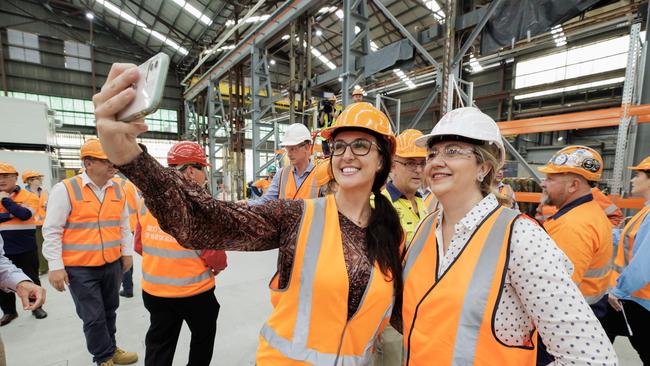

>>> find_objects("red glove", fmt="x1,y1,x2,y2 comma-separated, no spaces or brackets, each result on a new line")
200,250,228,275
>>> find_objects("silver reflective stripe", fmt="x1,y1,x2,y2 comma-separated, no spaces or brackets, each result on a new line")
139,203,147,216
623,213,646,266
69,177,84,201
126,203,136,214
142,245,201,259
584,292,606,305
403,213,436,281
428,197,438,212
451,208,518,365
604,204,618,215
279,166,291,199
112,181,122,200
0,224,37,231
584,262,611,278
64,220,121,229
142,270,211,286
308,176,319,198
612,264,624,273
62,239,121,251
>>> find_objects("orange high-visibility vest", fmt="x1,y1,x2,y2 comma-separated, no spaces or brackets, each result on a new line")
402,206,536,366
115,178,138,232
591,187,624,227
423,193,439,213
61,176,124,267
34,189,48,225
543,199,613,304
0,188,39,230
258,195,394,365
137,198,215,298
278,164,321,199
611,204,650,300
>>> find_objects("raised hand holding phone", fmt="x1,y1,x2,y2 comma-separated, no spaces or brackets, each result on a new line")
116,52,170,122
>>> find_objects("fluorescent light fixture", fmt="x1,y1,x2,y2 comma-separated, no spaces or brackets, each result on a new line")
551,25,567,47
316,29,323,37
423,1,445,22
516,77,624,100
281,34,290,41
85,12,94,20
170,0,212,26
469,53,483,73
269,59,276,65
335,9,344,19
96,0,188,55
393,68,416,89
310,46,336,70
370,41,379,51
338,77,343,82
225,14,270,27
318,6,338,14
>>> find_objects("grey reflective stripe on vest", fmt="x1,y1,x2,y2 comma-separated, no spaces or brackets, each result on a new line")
612,264,624,273
64,220,121,229
259,197,382,365
62,239,121,251
0,224,37,231
604,204,618,215
623,213,646,267
69,177,84,201
428,197,438,212
142,245,201,259
279,167,291,199
142,270,211,286
403,213,436,281
309,178,320,198
584,262,611,278
451,208,518,365
111,181,122,200
140,203,147,216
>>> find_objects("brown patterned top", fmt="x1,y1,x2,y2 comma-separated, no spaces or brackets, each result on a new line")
118,150,375,320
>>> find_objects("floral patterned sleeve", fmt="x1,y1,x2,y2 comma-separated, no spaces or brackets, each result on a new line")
117,149,303,252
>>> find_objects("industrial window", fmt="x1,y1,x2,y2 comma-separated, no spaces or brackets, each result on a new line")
514,35,631,99
64,40,92,72
8,91,178,133
6,29,41,64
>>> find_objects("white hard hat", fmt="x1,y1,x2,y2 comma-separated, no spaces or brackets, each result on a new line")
281,123,312,147
415,107,505,161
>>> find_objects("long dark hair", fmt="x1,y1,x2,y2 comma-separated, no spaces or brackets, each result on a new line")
330,128,404,310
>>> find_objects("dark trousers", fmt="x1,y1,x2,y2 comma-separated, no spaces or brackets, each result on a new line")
0,249,41,315
602,300,650,365
67,260,122,364
143,289,219,366
35,226,48,274
121,267,133,292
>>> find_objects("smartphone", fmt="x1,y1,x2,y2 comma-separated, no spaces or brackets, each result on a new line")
117,52,170,122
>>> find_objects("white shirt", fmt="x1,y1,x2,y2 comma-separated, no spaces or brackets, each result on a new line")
42,173,133,271
435,194,617,365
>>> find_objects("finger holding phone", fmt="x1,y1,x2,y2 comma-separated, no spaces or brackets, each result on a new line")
94,53,169,166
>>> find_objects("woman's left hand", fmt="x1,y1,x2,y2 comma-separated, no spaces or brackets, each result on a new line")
607,292,623,312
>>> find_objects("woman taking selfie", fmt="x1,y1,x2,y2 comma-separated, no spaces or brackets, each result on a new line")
93,63,403,365
402,107,617,365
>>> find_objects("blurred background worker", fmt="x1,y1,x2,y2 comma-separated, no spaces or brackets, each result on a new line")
318,95,341,130
352,86,364,103
136,141,226,366
0,163,47,325
535,187,624,227
494,168,518,210
22,170,49,276
251,123,323,203
116,176,139,299
538,147,613,323
251,165,277,197
0,236,47,365
604,156,650,364
371,129,427,366
42,139,137,366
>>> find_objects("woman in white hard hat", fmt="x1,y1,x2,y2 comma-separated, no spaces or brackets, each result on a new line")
402,107,616,365
92,63,403,365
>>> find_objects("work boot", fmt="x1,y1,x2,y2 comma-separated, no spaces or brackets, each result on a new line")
0,313,17,326
32,308,48,319
112,347,138,365
119,289,133,298
98,359,114,366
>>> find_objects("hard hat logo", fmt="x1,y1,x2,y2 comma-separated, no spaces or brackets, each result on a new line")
582,158,600,173
538,145,603,181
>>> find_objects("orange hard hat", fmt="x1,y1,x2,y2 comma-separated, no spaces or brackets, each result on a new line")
395,129,427,158
167,141,210,167
628,156,650,171
538,145,603,182
80,138,108,160
314,158,333,186
320,102,396,154
22,170,43,182
0,163,18,175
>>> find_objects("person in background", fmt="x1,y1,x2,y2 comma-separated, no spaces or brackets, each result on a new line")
352,87,365,103
116,176,139,299
252,165,277,197
604,156,650,364
0,236,46,365
0,163,47,325
495,168,518,210
535,187,623,227
22,170,49,275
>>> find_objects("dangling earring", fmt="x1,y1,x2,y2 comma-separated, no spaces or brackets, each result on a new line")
477,174,484,182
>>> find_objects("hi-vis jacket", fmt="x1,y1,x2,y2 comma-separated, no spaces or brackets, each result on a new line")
543,195,613,305
611,204,650,302
0,186,39,255
259,194,394,365
402,206,536,365
278,164,322,199
61,175,125,266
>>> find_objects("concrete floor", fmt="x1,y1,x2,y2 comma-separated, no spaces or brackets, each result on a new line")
1,250,643,365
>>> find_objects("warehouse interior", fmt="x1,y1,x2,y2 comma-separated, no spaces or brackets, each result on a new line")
1,0,649,364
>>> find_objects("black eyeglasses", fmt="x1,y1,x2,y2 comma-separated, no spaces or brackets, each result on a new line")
329,139,379,156
394,159,426,171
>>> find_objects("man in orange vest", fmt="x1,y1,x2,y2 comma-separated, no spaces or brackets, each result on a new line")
251,123,323,203
538,146,613,317
42,139,138,366
536,187,624,227
22,170,49,275
495,168,519,210
0,163,48,325
136,141,226,366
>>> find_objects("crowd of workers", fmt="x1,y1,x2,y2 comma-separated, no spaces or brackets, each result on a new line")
0,61,648,366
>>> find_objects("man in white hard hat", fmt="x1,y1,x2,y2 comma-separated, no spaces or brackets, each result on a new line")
250,123,323,203
352,87,364,103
